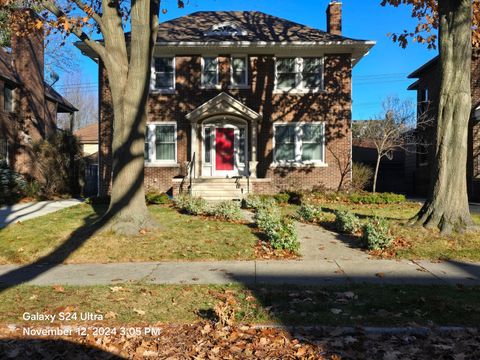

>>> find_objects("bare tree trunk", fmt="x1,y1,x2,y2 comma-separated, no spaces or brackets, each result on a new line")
99,0,160,235
373,154,381,193
414,0,475,234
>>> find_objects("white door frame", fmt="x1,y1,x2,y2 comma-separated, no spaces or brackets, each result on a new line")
201,116,248,177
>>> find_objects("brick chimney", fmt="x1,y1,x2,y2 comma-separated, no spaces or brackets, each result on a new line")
327,2,342,36
10,8,46,138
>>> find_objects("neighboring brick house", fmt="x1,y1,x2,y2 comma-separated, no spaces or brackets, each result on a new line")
0,9,77,178
74,123,99,156
78,3,374,198
407,48,480,200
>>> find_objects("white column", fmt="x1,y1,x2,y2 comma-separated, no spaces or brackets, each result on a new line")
191,122,198,178
249,120,258,178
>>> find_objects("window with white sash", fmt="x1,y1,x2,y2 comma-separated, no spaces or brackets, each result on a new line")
152,57,175,91
275,57,323,91
145,123,177,163
274,122,325,164
201,57,219,88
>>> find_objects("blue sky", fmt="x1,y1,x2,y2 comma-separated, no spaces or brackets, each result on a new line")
59,0,438,120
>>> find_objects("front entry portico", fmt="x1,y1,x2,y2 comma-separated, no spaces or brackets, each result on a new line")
185,93,261,179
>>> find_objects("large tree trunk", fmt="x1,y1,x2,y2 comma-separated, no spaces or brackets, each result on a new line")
99,0,160,235
414,0,474,234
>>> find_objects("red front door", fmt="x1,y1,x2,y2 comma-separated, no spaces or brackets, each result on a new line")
215,128,234,171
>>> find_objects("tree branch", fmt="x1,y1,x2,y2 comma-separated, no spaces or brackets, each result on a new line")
41,0,106,60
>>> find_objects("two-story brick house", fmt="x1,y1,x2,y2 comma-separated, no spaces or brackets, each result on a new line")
79,2,374,199
0,9,77,177
407,48,480,200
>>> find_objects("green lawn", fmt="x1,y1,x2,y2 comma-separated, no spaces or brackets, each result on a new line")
0,204,257,264
2,283,480,327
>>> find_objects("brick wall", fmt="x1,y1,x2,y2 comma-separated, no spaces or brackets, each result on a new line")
98,53,353,195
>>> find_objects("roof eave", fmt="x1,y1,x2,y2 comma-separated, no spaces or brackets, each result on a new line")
408,56,439,79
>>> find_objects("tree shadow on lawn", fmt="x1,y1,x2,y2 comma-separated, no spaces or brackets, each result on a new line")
0,339,122,359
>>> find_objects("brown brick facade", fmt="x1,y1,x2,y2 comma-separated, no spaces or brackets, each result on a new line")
98,53,352,196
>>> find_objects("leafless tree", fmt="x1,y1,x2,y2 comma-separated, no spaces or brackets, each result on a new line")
353,96,429,193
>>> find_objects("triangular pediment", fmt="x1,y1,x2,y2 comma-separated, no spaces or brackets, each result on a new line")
185,93,262,123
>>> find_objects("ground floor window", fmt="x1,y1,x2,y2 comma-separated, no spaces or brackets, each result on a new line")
145,123,176,163
273,122,325,163
0,137,7,162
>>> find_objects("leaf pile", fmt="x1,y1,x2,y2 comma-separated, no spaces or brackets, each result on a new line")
1,323,480,359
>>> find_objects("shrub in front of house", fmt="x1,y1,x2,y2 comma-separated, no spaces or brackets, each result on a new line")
351,162,374,191
273,192,290,204
361,217,393,250
348,192,406,205
242,195,276,210
145,191,171,205
174,195,208,216
0,161,27,205
208,200,242,222
335,210,362,234
254,205,299,252
295,203,324,223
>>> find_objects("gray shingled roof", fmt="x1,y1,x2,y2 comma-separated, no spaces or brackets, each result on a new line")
154,11,368,43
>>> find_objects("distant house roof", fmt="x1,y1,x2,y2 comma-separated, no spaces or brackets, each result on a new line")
74,123,98,144
76,11,375,65
0,47,77,113
407,56,439,79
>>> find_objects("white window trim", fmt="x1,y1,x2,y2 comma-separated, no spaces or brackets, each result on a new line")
229,55,249,89
3,85,15,113
150,56,176,94
201,56,220,89
274,57,324,94
145,122,177,165
272,121,327,167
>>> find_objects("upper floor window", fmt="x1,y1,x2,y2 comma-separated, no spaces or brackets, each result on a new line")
231,56,248,87
275,57,323,92
274,122,325,164
201,57,219,88
152,57,175,91
4,84,14,112
418,88,429,115
145,123,177,163
204,22,248,37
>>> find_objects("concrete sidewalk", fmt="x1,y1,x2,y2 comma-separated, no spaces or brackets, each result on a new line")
0,199,83,228
0,258,479,286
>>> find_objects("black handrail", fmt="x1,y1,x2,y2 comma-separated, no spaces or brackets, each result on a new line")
188,152,195,196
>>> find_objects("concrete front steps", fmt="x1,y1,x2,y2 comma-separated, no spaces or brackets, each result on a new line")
190,177,249,201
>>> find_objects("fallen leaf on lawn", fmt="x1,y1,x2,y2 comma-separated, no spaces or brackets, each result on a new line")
29,295,38,300
109,286,124,292
104,311,117,319
330,308,342,315
17,248,24,253
375,272,385,278
133,308,146,316
53,285,65,293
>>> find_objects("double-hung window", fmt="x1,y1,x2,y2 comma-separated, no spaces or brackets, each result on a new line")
145,123,177,163
274,122,325,164
231,56,248,87
152,57,175,91
275,57,323,92
4,85,14,112
201,57,219,88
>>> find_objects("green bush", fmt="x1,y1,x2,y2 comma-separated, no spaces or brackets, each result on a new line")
0,161,27,204
335,210,362,234
352,163,373,191
145,191,171,205
174,195,208,215
273,192,290,204
348,192,406,205
361,217,393,250
208,201,242,221
254,205,299,251
296,203,323,223
242,195,276,210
